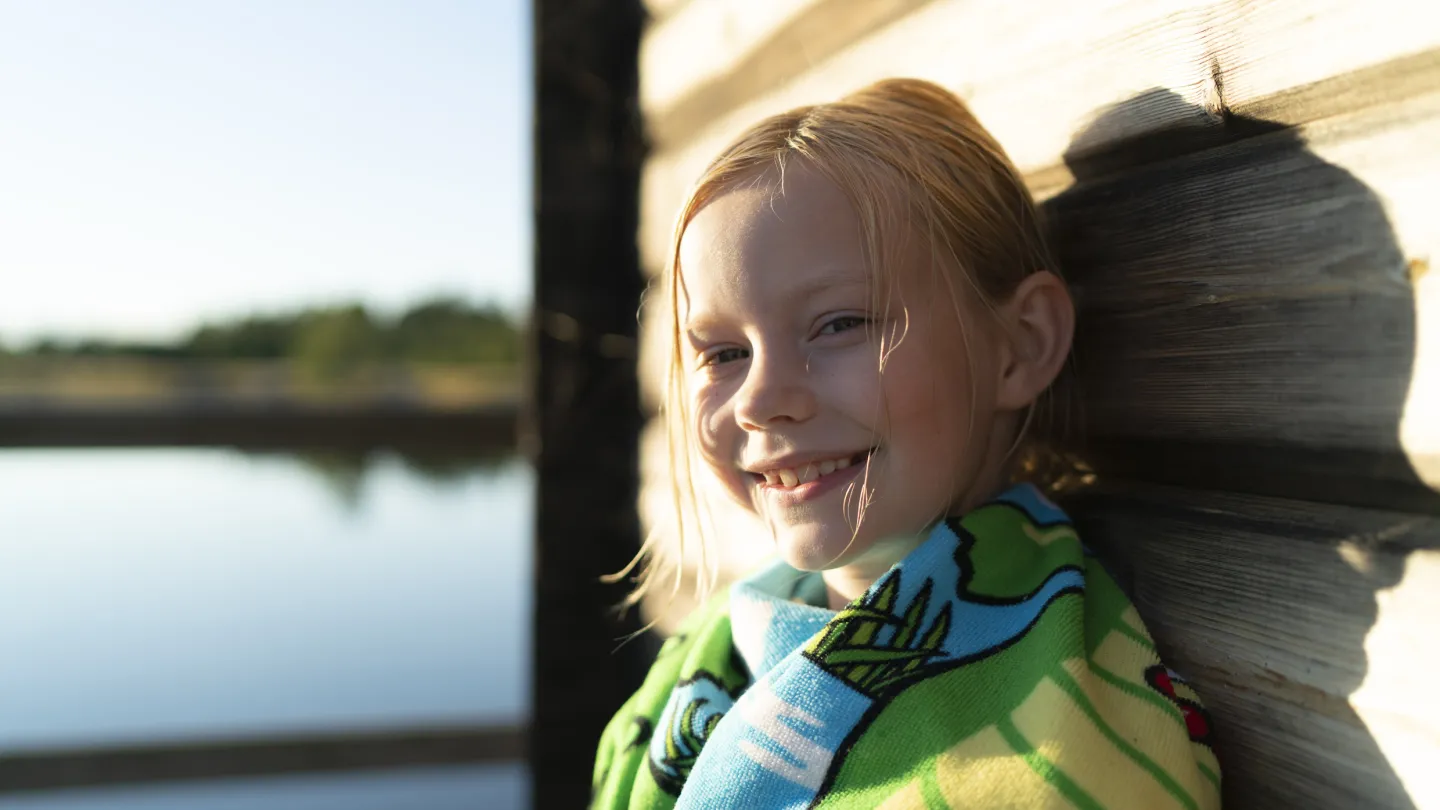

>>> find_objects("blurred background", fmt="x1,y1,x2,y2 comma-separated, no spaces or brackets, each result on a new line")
1,1,536,807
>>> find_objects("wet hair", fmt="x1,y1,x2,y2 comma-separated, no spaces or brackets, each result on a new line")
615,78,1078,611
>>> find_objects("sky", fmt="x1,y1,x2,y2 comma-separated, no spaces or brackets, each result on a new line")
0,0,530,344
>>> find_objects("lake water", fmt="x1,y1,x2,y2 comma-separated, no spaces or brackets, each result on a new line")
0,448,532,806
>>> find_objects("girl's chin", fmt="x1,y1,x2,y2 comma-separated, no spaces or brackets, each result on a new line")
773,525,929,579
772,528,871,572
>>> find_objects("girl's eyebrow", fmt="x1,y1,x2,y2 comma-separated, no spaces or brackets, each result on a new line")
795,276,868,298
682,326,711,347
683,318,731,348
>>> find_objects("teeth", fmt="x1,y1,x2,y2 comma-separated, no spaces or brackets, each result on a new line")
758,453,867,488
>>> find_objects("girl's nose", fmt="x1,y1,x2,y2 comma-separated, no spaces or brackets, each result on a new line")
733,349,817,429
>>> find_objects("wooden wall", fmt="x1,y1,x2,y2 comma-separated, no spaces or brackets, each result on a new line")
634,0,1440,806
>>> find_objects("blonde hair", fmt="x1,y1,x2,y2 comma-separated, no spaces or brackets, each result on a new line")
616,78,1078,612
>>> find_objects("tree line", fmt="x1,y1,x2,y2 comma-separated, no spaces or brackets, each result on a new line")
1,298,523,375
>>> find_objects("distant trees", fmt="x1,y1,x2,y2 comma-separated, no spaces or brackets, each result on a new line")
289,305,387,381
188,313,297,360
7,297,523,374
391,299,521,364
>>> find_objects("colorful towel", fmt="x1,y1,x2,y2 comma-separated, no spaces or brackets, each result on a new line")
593,484,1221,809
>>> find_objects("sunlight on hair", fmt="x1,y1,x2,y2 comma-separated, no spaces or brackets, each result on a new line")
617,78,1090,615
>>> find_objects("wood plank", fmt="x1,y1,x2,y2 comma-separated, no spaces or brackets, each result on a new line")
642,0,1440,154
0,725,526,794
643,0,1203,154
640,0,1440,274
1081,440,1440,517
641,0,824,116
1222,0,1440,117
1068,483,1440,808
1042,90,1434,490
1049,91,1440,495
642,0,937,143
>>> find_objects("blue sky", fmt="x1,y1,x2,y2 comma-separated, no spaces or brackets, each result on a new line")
0,0,530,344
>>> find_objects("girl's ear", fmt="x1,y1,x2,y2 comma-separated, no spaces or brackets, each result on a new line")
995,271,1075,412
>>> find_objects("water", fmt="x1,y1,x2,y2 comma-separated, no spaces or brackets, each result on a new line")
0,448,531,804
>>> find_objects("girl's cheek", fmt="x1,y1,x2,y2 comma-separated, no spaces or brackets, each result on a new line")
690,400,755,508
691,382,722,427
814,344,885,402
808,340,872,376
694,439,753,509
689,375,727,411
693,397,738,466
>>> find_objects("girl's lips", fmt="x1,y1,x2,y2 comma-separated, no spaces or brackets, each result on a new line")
758,457,867,505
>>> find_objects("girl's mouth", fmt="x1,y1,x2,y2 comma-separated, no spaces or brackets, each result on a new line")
751,448,876,501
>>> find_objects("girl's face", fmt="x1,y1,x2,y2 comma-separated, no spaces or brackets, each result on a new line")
678,166,1011,594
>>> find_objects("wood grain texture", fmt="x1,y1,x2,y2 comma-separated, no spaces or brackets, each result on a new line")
643,0,939,144
641,0,825,115
642,0,1440,153
1047,91,1439,495
639,0,1440,274
1069,483,1440,808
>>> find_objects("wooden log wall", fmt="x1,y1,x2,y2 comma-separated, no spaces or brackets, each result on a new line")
634,0,1440,806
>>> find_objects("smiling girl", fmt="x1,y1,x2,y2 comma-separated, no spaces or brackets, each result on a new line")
593,79,1220,809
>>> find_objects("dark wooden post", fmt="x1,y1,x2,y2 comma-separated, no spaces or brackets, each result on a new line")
530,1,649,808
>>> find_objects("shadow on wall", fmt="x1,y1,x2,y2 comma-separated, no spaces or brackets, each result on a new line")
1046,89,1420,808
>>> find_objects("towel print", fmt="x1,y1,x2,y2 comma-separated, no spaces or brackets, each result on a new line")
592,485,1220,809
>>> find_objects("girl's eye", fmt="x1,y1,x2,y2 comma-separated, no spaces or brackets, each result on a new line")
704,346,750,366
817,315,868,336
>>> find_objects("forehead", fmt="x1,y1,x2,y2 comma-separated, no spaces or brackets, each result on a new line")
677,166,869,320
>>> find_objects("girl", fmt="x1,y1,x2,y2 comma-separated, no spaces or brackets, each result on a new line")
593,78,1220,809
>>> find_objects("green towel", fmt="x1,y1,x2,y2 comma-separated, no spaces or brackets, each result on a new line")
593,484,1221,809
